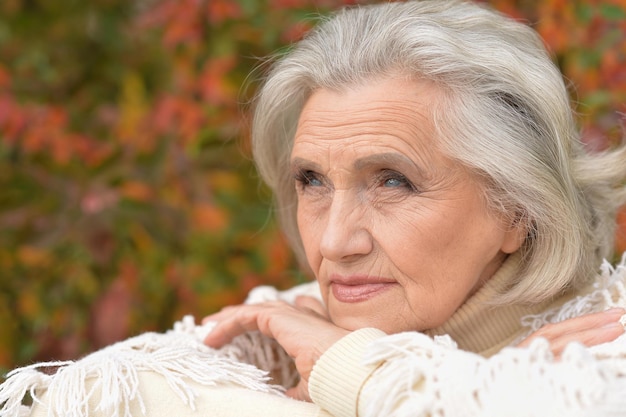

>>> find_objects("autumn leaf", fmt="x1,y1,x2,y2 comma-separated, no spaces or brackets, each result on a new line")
119,180,154,202
162,0,203,47
89,277,134,348
198,56,237,105
0,64,10,90
16,246,52,269
192,202,230,232
206,0,242,25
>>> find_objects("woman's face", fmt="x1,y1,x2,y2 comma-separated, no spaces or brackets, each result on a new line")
291,76,523,334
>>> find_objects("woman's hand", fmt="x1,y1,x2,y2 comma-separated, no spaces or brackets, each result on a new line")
202,296,350,402
516,307,625,356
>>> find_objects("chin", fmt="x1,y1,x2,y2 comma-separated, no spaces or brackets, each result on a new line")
330,314,401,334
331,317,372,332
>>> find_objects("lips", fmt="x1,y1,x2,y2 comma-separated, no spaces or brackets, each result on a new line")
330,275,396,303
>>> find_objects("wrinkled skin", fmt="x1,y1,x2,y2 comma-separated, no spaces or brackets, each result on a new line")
289,77,522,333
204,77,625,402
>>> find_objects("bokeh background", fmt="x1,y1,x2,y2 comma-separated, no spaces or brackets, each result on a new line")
0,0,625,374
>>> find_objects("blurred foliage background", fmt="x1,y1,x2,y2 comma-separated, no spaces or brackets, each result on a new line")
0,0,624,374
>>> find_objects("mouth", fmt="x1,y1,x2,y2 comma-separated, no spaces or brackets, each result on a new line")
329,276,396,303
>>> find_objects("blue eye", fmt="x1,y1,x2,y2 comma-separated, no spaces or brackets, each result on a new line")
383,177,404,187
294,170,323,187
308,176,323,187
379,170,416,192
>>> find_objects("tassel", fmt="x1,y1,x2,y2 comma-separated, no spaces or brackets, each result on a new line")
0,282,319,417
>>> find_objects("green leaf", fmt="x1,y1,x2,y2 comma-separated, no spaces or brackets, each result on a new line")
600,4,626,20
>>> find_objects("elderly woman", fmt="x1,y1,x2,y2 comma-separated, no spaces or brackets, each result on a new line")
2,0,626,416
207,0,626,410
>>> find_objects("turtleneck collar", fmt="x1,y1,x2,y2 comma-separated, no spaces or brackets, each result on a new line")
425,252,572,357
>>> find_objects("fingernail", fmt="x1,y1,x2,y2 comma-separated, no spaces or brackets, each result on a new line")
604,307,626,315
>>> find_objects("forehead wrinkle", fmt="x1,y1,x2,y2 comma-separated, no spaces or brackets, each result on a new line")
296,99,432,140
293,87,448,182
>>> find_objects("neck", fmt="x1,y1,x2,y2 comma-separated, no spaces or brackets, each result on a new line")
425,253,572,356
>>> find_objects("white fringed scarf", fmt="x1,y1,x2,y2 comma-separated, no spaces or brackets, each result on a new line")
2,256,626,417
0,283,320,417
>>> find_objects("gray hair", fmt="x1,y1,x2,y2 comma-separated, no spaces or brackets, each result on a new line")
251,0,626,304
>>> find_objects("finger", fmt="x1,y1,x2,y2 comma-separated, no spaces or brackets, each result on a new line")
203,306,268,347
294,296,329,319
545,308,624,336
203,318,250,348
201,305,242,324
204,301,300,347
547,321,624,357
519,308,625,346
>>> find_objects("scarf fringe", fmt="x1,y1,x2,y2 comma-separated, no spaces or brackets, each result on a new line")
362,332,626,417
0,282,323,417
0,320,287,417
520,254,626,333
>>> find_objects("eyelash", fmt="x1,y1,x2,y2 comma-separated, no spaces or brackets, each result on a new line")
293,169,323,188
293,168,418,194
377,170,417,192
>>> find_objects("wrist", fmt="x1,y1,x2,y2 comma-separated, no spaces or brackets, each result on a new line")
309,328,386,417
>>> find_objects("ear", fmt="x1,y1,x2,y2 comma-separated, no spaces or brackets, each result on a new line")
500,215,527,254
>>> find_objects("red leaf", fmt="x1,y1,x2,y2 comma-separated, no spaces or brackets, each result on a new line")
89,269,136,348
206,0,242,25
0,64,10,90
192,203,229,232
198,56,237,105
162,0,203,47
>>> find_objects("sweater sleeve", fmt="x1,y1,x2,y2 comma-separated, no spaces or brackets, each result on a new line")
309,329,626,417
308,328,386,417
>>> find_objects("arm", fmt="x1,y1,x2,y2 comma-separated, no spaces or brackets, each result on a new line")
310,328,626,417
204,300,625,416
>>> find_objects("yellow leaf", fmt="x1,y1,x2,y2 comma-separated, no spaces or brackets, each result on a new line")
17,246,52,268
116,72,149,147
192,203,229,232
120,180,154,202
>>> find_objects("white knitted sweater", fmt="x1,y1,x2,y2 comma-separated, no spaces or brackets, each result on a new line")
1,254,626,417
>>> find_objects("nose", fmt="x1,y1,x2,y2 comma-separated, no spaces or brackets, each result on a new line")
319,190,373,262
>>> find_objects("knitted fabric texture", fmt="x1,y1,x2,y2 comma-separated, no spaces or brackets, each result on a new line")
0,284,320,417
1,256,626,417
356,255,626,417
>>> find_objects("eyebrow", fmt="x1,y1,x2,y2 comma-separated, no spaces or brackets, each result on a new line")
290,157,322,172
353,152,421,172
291,152,426,176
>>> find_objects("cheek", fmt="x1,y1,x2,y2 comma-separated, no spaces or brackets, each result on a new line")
375,205,443,251
296,202,323,266
373,204,494,281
